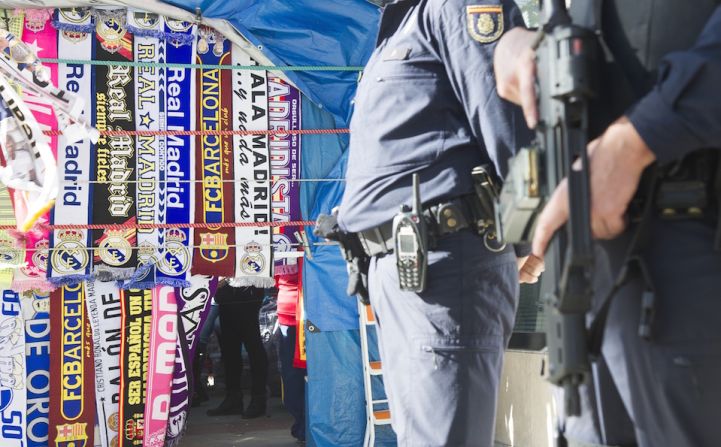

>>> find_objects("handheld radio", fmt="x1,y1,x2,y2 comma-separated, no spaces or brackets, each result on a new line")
393,173,428,293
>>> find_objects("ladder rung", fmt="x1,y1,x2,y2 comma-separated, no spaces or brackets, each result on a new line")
371,399,388,405
373,409,391,423
364,304,376,324
369,360,383,373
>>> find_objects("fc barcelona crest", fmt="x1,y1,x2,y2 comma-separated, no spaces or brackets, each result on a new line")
466,5,504,44
199,232,229,263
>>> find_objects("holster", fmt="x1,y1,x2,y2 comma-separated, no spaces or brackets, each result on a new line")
313,213,371,304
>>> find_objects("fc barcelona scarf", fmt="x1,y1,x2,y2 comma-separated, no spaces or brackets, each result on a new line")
165,275,217,447
49,283,96,447
50,8,94,285
156,20,196,288
231,47,274,287
0,289,27,447
92,11,137,281
85,280,122,447
123,11,165,288
21,291,51,447
143,286,177,447
118,288,152,447
269,76,303,276
14,11,58,292
191,27,235,277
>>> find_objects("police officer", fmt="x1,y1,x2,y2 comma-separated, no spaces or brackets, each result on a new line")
495,3,721,446
336,0,537,445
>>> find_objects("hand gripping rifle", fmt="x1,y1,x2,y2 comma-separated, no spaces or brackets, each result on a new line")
495,0,599,416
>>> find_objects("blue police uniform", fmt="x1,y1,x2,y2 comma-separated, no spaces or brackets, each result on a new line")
337,0,531,445
556,3,721,447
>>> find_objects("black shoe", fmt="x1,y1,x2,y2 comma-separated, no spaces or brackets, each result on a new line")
242,395,267,419
206,393,243,416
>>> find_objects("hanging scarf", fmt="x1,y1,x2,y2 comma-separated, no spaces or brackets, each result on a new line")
12,11,57,292
49,8,94,286
0,12,23,288
268,77,303,276
123,11,164,289
85,280,122,447
156,20,195,288
191,27,235,277
48,283,96,447
164,275,217,447
21,290,51,447
118,288,152,447
0,184,20,286
230,47,274,287
143,286,177,447
0,289,27,446
92,10,137,281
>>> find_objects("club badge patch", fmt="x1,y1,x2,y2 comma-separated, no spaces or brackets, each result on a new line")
466,5,504,44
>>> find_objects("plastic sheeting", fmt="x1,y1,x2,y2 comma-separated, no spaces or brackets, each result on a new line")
306,329,367,447
165,0,380,127
300,96,359,331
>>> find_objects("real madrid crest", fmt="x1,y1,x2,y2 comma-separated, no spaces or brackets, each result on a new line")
240,242,266,275
466,5,504,44
59,8,93,43
96,229,133,266
52,230,89,274
158,228,190,275
130,12,159,29
96,10,127,53
0,234,21,267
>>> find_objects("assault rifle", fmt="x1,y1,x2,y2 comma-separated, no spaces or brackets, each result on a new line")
495,0,599,415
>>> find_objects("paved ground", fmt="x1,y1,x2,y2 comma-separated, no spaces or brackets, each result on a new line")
180,395,300,447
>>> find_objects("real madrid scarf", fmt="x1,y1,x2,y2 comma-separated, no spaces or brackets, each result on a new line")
50,8,94,286
14,12,58,292
49,283,96,447
231,47,274,288
0,290,27,447
143,286,177,447
123,11,165,289
0,184,20,286
156,20,195,288
269,77,303,276
21,290,51,447
191,28,235,277
92,10,137,281
165,275,217,447
85,280,122,447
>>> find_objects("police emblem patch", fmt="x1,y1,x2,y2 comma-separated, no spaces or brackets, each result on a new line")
466,5,504,44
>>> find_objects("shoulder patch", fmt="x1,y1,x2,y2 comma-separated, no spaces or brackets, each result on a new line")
466,5,504,44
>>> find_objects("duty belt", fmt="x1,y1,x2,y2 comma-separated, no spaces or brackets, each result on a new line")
357,194,499,257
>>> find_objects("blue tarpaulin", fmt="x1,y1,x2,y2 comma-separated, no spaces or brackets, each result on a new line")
165,0,380,127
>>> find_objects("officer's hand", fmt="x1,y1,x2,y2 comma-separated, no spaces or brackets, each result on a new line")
532,117,656,256
517,254,545,284
494,27,539,128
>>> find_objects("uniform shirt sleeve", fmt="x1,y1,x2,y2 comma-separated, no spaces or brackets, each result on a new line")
628,7,721,165
430,0,532,178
